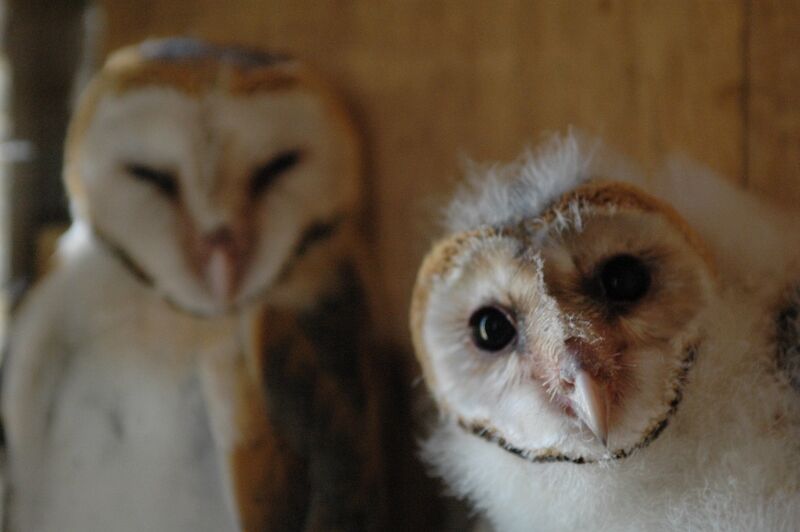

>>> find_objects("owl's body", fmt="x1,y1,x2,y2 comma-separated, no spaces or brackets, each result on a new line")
412,135,800,531
3,38,380,531
426,291,800,531
6,225,237,531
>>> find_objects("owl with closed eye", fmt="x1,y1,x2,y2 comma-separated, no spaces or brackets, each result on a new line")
410,134,800,531
2,37,386,531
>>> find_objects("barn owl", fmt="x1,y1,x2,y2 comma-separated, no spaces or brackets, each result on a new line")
410,134,800,531
2,37,384,531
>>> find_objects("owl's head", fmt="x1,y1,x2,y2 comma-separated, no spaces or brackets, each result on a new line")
65,38,360,316
411,137,716,462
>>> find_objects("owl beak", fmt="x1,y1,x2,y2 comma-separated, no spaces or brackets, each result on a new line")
201,227,242,305
570,369,610,447
206,248,238,304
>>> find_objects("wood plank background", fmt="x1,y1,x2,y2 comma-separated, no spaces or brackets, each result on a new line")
98,0,799,344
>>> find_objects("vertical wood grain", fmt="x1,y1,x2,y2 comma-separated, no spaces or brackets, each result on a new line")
98,0,746,344
747,0,800,204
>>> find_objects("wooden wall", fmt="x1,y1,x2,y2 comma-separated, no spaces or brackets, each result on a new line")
99,0,800,344
3,0,85,289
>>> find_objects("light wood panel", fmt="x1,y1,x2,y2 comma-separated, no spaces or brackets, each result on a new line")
748,0,800,204
99,0,746,344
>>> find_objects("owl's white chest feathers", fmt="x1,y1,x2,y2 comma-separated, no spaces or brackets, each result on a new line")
2,232,241,532
424,288,800,532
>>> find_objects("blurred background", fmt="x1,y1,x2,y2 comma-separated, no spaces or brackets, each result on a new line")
0,0,798,346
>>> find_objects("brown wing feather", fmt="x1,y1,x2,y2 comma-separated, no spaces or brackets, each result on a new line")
236,264,386,531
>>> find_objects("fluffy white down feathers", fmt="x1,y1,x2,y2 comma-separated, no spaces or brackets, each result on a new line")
444,134,596,233
413,133,800,531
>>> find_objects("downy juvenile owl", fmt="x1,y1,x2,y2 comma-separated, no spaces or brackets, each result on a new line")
2,37,382,531
410,134,800,531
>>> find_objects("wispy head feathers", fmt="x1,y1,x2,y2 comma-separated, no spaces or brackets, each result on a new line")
444,132,599,233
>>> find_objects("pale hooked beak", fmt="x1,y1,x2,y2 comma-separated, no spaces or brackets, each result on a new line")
570,369,610,447
200,227,242,305
206,248,237,304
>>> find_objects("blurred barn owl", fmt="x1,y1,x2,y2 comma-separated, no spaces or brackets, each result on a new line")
2,38,384,531
410,134,800,531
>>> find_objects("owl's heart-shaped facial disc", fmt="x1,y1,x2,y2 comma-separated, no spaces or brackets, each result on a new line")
66,40,360,316
412,180,714,463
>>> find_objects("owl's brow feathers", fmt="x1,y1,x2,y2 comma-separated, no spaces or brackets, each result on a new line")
460,342,699,464
105,37,300,96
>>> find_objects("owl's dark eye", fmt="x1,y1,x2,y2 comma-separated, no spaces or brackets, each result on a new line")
469,306,517,352
125,163,179,199
598,254,651,303
250,149,303,196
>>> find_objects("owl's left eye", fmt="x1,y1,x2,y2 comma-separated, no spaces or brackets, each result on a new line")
250,149,303,196
597,253,651,304
469,306,517,352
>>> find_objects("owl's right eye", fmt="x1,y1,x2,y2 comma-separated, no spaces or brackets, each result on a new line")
125,163,179,199
469,306,517,352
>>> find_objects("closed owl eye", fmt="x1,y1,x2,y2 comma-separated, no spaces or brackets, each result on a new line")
596,254,651,304
125,163,179,199
469,306,517,352
250,149,303,196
